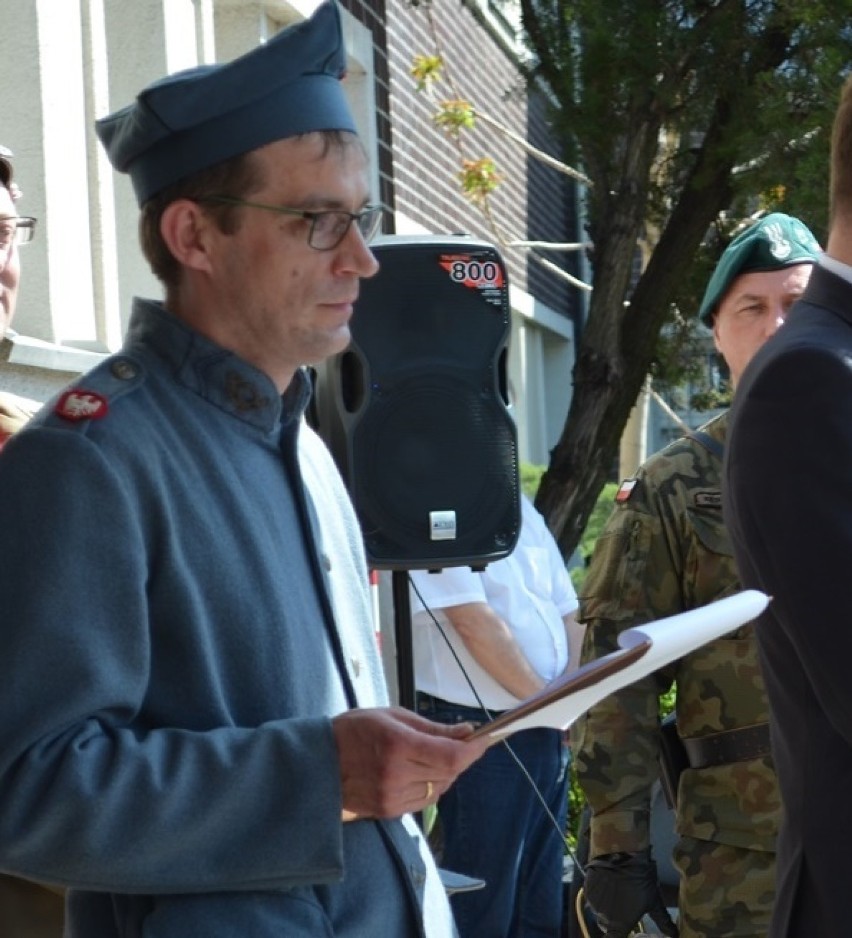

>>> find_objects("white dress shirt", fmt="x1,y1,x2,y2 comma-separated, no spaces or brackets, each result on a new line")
410,494,578,710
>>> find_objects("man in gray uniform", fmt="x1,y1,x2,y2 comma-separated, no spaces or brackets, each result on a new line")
0,5,487,936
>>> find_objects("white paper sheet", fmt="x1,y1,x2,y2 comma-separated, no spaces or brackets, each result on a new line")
470,589,769,741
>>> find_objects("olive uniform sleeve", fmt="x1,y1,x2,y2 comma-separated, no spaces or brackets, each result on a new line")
573,473,682,858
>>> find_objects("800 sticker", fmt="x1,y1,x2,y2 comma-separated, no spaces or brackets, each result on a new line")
439,253,506,307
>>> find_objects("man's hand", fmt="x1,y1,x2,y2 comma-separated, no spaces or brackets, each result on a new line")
0,392,36,439
583,848,679,937
331,707,490,821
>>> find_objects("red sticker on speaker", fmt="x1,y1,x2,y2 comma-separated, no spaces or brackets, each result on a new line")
439,253,506,308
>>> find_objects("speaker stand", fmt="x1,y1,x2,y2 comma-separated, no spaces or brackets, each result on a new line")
390,570,488,896
391,570,416,711
391,569,420,833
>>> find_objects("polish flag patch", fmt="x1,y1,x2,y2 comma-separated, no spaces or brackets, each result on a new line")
54,390,109,422
615,479,638,503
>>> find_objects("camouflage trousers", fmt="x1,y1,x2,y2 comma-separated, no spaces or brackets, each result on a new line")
672,837,774,938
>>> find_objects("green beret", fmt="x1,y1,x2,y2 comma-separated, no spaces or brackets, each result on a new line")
95,2,356,206
698,213,821,326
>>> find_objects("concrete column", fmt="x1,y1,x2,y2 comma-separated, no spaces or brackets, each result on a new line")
95,1,213,332
619,375,651,478
0,1,55,342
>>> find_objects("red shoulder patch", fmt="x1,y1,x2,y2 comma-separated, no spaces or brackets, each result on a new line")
54,390,109,422
615,478,638,503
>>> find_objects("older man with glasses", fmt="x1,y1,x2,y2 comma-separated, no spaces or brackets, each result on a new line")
0,145,39,451
0,147,64,936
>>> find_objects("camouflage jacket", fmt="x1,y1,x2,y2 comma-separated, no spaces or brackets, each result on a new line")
573,411,779,858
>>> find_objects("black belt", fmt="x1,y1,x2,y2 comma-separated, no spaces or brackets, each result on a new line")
681,722,772,769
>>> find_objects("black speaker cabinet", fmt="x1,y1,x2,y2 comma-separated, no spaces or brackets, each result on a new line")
310,235,520,570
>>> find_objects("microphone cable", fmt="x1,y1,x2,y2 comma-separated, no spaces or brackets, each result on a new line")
407,573,584,878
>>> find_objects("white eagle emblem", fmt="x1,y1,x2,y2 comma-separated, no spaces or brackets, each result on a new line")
55,390,109,422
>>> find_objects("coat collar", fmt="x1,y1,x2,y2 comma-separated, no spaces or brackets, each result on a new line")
125,298,311,433
794,262,852,330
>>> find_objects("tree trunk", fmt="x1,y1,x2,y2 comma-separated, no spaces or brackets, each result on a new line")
522,2,819,561
536,141,736,559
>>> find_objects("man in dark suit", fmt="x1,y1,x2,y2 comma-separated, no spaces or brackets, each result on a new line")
724,75,852,937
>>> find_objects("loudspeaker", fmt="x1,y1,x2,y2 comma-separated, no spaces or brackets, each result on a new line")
311,235,520,570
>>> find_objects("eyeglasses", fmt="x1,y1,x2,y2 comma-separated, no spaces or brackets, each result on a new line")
199,196,382,251
0,215,36,251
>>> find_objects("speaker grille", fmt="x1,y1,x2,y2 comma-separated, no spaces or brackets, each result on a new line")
350,375,518,567
311,235,521,569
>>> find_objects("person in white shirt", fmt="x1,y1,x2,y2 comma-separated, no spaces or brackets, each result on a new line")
410,493,584,938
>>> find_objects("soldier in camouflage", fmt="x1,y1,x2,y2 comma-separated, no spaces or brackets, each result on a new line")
573,213,822,938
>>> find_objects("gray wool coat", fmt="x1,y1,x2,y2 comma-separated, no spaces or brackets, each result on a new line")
0,299,454,937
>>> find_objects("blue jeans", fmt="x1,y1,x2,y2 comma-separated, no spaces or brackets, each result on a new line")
417,693,569,938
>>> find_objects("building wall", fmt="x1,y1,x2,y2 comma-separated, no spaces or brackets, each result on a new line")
0,0,384,398
0,0,585,467
384,0,582,465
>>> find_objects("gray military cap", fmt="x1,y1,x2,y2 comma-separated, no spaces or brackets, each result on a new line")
95,1,356,206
